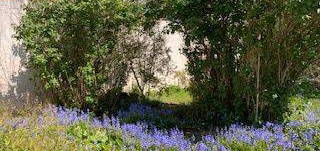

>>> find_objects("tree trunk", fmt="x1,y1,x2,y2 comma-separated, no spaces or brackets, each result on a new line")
255,52,261,123
130,62,144,96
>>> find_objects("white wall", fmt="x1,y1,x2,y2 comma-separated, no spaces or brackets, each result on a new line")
0,0,34,101
158,21,188,87
124,21,188,92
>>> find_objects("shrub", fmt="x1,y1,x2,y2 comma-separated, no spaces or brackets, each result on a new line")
145,0,320,123
16,0,172,111
16,0,144,109
284,97,310,122
290,79,320,98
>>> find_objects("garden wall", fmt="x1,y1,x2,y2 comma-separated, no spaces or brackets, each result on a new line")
0,0,33,102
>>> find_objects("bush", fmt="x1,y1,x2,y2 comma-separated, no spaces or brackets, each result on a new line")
16,0,171,112
284,97,310,122
291,79,320,99
16,0,144,109
145,0,320,124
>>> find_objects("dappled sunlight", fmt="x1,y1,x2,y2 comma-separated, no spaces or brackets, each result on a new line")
0,0,319,150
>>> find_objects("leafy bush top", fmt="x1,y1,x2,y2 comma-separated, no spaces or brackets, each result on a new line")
145,0,320,123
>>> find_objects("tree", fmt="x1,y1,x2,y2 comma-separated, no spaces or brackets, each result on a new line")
16,0,144,109
145,0,320,124
16,0,173,111
242,0,320,122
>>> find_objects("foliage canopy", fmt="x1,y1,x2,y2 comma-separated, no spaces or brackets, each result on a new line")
16,0,171,110
145,0,320,123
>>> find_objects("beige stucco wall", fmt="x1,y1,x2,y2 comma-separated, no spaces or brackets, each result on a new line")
124,21,188,91
0,0,34,101
157,21,188,87
0,1,187,101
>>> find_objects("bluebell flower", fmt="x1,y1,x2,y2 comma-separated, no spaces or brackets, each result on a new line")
92,118,102,128
27,104,319,150
38,116,43,126
303,129,315,141
287,121,302,127
218,145,229,151
203,135,217,144
197,142,209,151
289,132,299,141
306,112,317,122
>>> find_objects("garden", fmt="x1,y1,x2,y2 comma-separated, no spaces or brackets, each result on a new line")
1,0,320,150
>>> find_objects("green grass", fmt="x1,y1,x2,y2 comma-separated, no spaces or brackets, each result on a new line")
310,99,320,110
147,85,193,104
310,98,320,118
157,90,192,104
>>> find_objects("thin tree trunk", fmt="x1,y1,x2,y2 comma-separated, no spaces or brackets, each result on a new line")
278,51,281,86
255,52,261,123
130,62,144,95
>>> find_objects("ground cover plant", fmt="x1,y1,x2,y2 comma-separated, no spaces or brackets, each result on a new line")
0,96,319,151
